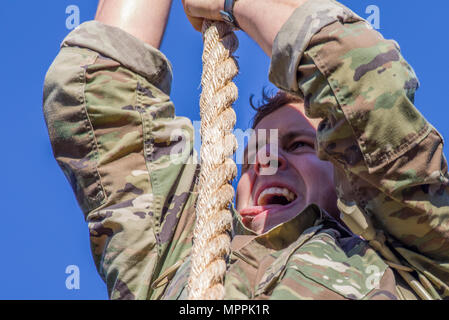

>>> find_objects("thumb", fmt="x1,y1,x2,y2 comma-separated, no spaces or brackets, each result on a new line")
186,14,204,32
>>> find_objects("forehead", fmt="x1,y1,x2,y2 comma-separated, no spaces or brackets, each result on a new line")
254,103,318,135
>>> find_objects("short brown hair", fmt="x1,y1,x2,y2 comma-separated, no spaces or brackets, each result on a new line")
250,89,303,129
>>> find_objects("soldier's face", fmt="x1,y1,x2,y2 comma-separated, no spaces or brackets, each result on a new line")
236,103,338,234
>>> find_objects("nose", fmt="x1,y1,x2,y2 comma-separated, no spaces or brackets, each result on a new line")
255,143,287,175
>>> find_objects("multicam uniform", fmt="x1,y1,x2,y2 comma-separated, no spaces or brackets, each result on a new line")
43,0,449,299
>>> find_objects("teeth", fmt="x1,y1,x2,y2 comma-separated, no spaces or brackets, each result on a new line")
257,187,296,206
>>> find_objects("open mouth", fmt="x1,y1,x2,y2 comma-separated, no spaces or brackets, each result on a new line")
256,186,297,207
239,185,300,230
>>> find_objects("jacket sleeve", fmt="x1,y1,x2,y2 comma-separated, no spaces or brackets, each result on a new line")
42,21,198,299
269,0,449,296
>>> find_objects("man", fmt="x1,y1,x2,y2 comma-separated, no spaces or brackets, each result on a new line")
43,0,449,299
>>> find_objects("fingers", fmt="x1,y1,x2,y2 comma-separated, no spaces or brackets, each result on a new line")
182,0,202,32
186,15,204,32
182,0,224,32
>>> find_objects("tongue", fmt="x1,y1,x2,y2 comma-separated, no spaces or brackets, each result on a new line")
240,205,282,217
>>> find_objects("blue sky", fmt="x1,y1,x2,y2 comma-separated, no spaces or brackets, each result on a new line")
0,1,448,299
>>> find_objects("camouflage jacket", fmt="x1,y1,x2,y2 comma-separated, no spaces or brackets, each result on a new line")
43,0,449,299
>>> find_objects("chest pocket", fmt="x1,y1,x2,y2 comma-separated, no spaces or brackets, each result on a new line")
257,229,388,299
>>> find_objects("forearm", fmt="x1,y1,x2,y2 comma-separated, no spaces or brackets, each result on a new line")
234,0,307,56
95,0,172,48
183,0,307,56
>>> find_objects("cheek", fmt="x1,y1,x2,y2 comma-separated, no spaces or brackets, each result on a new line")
236,173,252,210
292,154,335,196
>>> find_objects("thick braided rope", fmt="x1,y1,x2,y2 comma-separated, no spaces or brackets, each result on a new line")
188,20,239,300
